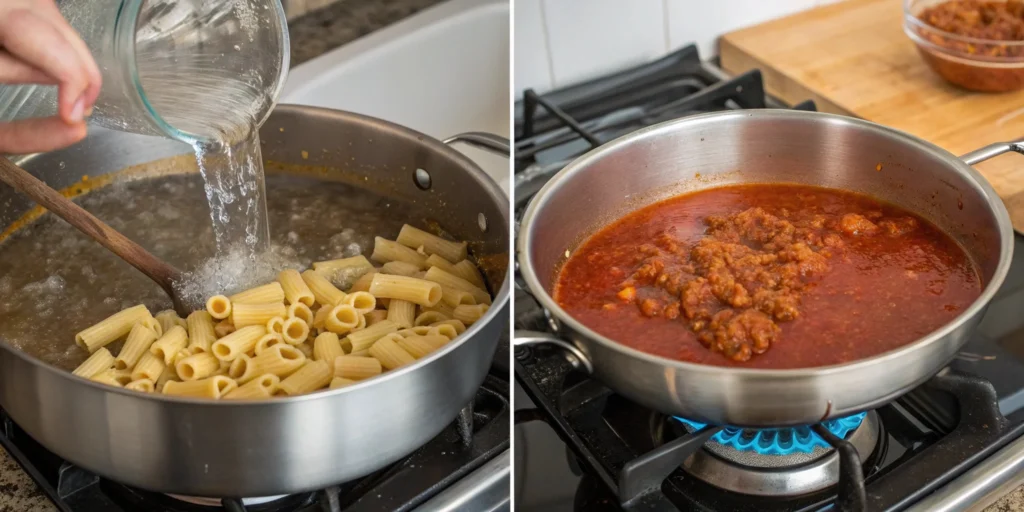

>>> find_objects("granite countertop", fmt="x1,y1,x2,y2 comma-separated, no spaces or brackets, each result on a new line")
0,1,442,510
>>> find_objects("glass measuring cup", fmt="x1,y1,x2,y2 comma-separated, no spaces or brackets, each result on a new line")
0,0,289,144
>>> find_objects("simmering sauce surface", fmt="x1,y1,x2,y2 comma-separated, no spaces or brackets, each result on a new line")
554,184,983,369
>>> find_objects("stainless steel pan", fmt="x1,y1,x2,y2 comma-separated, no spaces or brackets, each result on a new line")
516,109,1014,427
0,105,510,497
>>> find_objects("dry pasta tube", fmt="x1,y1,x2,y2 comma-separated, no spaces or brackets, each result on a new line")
230,282,285,304
295,342,314,359
364,310,388,327
415,311,448,327
232,302,286,329
91,369,131,387
386,299,416,328
454,304,489,325
312,306,331,330
251,344,306,378
212,325,266,361
186,310,217,354
330,377,356,389
333,355,382,380
371,237,427,269
206,295,232,320
452,260,486,289
163,375,237,399
396,224,468,263
300,269,346,306
131,351,166,382
155,310,187,334
397,326,432,337
214,319,236,338
287,302,314,327
267,316,285,335
430,319,467,335
224,373,280,400
282,317,310,345
254,333,284,355
368,274,441,307
349,349,370,357
380,261,421,277
278,269,315,306
73,348,114,378
155,365,178,390
347,271,376,293
279,360,333,396
424,254,459,276
343,291,376,314
150,325,188,365
176,352,220,381
345,319,399,353
125,379,155,393
326,304,361,334
75,304,152,352
228,354,261,384
423,267,490,305
428,323,459,340
114,323,159,370
440,286,476,308
397,336,441,359
420,301,455,318
313,332,345,362
369,337,415,370
312,255,374,274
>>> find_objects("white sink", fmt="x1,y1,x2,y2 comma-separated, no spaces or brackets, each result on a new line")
280,0,510,195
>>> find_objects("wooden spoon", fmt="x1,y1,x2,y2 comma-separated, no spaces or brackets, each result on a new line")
0,158,191,317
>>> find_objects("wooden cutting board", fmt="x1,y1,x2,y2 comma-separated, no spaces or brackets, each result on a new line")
720,0,1024,232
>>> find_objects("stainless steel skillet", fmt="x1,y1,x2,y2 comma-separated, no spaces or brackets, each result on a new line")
516,109,1014,428
0,105,510,497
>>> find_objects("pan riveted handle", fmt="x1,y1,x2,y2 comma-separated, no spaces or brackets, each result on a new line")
960,140,1024,166
443,132,510,157
514,330,594,374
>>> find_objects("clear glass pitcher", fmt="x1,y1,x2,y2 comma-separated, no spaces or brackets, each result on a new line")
0,0,289,144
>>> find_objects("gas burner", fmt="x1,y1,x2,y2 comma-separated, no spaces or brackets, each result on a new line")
166,494,288,507
672,411,880,497
674,412,867,456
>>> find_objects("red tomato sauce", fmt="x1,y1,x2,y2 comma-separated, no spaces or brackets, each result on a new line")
553,184,982,369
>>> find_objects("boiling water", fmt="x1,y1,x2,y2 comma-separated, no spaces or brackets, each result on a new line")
0,171,411,371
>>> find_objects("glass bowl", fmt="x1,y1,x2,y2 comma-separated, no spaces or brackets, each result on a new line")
904,0,1024,92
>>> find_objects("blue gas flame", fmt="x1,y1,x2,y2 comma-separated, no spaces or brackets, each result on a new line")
673,412,867,455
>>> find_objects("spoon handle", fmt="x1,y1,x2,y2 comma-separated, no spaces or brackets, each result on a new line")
0,158,182,297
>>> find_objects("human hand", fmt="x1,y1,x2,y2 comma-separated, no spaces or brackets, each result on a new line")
0,0,102,154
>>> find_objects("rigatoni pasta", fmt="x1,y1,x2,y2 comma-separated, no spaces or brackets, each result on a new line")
396,224,468,263
368,274,441,307
371,237,427,269
65,228,491,399
75,304,152,352
72,348,114,378
229,282,285,304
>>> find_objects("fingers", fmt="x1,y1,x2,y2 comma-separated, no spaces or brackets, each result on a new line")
0,117,87,154
37,1,102,109
0,51,54,85
0,8,91,124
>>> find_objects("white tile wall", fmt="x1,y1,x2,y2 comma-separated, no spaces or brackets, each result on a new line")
515,0,844,97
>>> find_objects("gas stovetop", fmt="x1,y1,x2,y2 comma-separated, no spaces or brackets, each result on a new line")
513,44,1024,512
0,336,510,512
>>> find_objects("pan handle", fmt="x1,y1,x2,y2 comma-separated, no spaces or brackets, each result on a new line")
514,330,594,374
960,140,1024,165
443,132,510,157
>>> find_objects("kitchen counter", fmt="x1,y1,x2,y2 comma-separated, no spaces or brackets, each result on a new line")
0,1,443,510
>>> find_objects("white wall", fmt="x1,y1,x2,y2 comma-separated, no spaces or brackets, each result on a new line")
514,0,844,97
